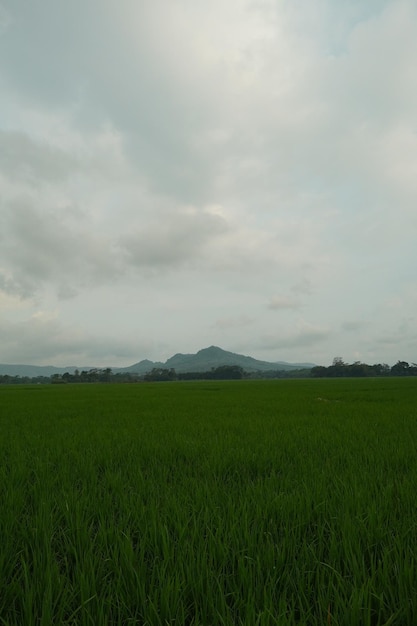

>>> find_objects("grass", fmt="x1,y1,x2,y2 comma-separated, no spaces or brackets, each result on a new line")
0,378,417,624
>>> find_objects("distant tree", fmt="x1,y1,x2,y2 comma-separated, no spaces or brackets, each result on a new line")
310,366,328,378
144,368,177,382
178,371,206,380
51,374,65,384
348,361,370,377
327,357,347,377
311,359,397,378
210,365,244,380
100,368,113,382
391,361,410,376
371,363,391,376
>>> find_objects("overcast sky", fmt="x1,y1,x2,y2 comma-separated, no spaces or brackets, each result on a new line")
0,0,416,367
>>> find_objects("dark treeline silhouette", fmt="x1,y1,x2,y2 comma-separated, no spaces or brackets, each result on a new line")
52,369,141,383
0,364,307,384
311,358,417,378
131,365,311,381
246,368,312,379
0,365,247,384
1,359,416,384
0,375,52,385
0,369,141,385
145,365,245,381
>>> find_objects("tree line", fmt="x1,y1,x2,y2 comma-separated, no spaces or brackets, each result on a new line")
0,365,246,385
0,369,141,385
0,359,416,385
311,358,417,378
144,365,246,381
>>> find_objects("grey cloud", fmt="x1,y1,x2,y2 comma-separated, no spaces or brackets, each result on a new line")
0,2,12,34
0,0,218,202
0,130,78,183
0,1,416,367
0,201,121,297
3,0,416,215
341,320,367,332
221,3,417,221
259,327,331,350
291,278,313,296
0,271,27,298
374,322,417,348
0,0,92,106
121,209,228,269
212,315,254,330
0,314,142,365
0,194,232,301
268,295,301,311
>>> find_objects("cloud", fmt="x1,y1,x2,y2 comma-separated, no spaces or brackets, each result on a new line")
268,295,301,311
259,322,331,351
0,200,121,297
212,315,254,330
341,321,367,332
0,312,145,365
121,207,229,270
0,287,30,312
373,316,417,348
0,130,78,184
0,2,12,35
0,0,416,366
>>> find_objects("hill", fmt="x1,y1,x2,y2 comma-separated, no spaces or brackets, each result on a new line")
0,346,315,378
120,346,315,374
0,364,91,378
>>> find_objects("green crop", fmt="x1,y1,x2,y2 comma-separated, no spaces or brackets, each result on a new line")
1,378,417,625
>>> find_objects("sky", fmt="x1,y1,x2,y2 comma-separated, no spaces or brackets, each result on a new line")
0,0,416,367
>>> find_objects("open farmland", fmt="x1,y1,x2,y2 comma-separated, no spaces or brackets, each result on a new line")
1,378,417,625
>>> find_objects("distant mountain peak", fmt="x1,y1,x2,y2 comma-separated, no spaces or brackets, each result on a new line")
197,345,226,355
0,346,315,377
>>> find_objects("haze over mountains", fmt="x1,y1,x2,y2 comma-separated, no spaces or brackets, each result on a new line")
0,346,315,378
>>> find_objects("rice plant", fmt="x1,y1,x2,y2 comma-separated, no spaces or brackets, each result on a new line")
0,378,416,624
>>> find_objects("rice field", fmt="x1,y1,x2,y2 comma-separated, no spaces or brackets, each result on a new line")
1,378,417,625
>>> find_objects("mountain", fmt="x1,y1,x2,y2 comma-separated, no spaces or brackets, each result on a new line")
0,346,315,378
275,360,317,369
121,346,314,374
115,359,165,375
0,364,92,377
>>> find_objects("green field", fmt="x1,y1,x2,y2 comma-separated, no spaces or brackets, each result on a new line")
1,378,417,625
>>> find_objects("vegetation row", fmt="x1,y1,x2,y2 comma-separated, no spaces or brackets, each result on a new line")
1,358,416,385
